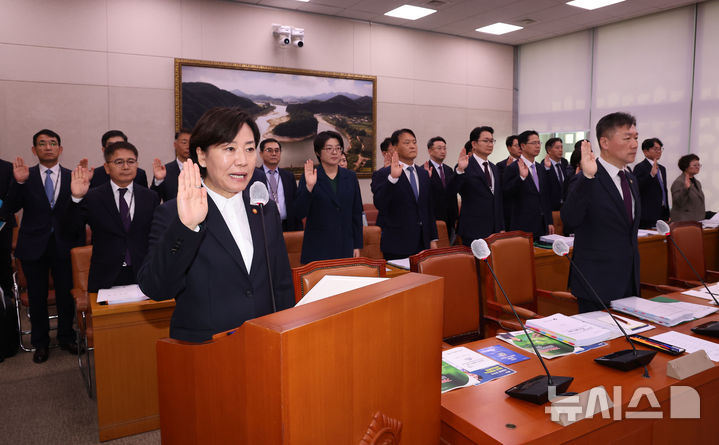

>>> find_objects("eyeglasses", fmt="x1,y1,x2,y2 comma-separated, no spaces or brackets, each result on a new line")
322,146,342,153
110,158,137,167
37,141,58,148
526,141,542,146
478,139,496,144
651,146,664,151
263,148,281,154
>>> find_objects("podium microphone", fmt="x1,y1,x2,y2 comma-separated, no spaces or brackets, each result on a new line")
656,220,719,337
552,239,655,376
471,239,573,404
249,181,277,313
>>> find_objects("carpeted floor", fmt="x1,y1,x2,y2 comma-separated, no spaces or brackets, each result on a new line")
0,340,160,444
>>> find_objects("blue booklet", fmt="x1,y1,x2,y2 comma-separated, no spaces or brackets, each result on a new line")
477,345,530,365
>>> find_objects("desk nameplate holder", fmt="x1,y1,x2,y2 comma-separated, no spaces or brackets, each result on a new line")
666,350,714,380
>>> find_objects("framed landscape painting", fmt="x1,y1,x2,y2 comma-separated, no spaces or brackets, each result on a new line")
175,59,377,177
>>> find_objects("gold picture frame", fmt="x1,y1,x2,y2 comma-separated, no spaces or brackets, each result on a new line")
175,58,377,177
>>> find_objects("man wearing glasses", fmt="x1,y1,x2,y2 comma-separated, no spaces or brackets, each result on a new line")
451,126,504,246
84,130,149,189
633,138,669,229
256,138,302,232
68,141,159,294
503,130,554,239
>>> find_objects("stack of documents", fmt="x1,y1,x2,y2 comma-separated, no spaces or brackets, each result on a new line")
650,331,719,362
637,229,660,237
526,313,612,346
539,234,574,247
701,213,719,228
96,284,149,305
572,311,654,340
611,296,717,327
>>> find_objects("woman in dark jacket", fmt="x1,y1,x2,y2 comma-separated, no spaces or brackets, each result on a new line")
295,131,363,264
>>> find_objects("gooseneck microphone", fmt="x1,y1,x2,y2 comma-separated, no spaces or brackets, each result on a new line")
249,181,277,313
552,239,655,376
656,220,719,337
471,239,573,404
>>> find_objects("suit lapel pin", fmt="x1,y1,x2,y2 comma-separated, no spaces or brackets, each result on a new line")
252,208,258,214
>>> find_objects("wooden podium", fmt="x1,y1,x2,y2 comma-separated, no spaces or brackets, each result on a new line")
156,273,444,444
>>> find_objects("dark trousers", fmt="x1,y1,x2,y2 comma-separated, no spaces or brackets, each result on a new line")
0,224,12,298
21,238,75,348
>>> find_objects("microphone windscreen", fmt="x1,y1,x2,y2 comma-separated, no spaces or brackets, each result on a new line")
470,239,491,260
552,239,570,257
656,220,670,236
249,181,269,206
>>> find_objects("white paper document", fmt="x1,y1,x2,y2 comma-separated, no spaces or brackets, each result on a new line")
539,234,574,247
573,311,655,340
386,258,410,270
296,275,389,306
650,331,719,362
637,229,660,237
96,284,149,305
611,297,698,327
682,283,719,303
526,313,612,346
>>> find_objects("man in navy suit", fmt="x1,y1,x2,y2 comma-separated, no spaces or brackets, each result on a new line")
561,112,642,312
257,138,302,231
7,130,85,363
371,128,438,260
451,126,504,245
68,142,160,292
634,138,669,229
86,130,149,189
150,129,191,202
542,137,569,211
138,108,293,343
503,130,554,239
424,136,457,243
0,159,16,299
497,135,520,229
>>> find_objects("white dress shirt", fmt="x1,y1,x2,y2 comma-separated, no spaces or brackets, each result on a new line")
597,156,635,219
472,153,494,193
204,186,254,272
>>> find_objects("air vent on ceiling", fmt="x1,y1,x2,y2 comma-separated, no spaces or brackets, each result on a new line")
426,0,449,8
517,18,536,26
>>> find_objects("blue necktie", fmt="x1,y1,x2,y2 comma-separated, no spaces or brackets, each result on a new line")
407,166,419,200
44,170,55,207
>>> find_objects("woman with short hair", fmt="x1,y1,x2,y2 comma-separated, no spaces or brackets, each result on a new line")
670,154,705,222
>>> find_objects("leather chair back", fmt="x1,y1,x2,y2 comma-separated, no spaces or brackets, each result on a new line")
292,257,386,303
282,231,304,269
436,220,450,248
485,231,537,309
360,225,383,259
669,221,705,281
410,246,480,341
552,211,564,236
70,245,93,292
363,203,378,226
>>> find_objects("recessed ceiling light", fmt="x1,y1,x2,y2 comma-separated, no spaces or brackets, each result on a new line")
297,0,310,2
566,0,625,10
384,5,437,20
476,22,523,35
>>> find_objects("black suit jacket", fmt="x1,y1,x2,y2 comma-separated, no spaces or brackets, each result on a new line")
371,165,437,258
150,161,180,202
7,165,84,260
450,156,504,242
0,160,16,228
69,183,160,292
90,166,148,189
496,157,517,228
633,158,669,228
543,157,569,211
137,191,294,342
254,167,302,231
295,165,363,264
561,163,641,305
503,160,553,239
428,162,458,233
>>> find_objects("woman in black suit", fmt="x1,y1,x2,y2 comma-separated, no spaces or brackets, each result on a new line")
138,108,294,342
295,131,363,264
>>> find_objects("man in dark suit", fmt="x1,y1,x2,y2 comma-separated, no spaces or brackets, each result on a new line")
450,126,504,245
138,107,294,343
0,159,16,299
150,129,191,202
634,138,669,229
86,130,149,189
503,130,554,239
423,136,457,243
542,137,569,211
68,142,160,292
561,112,641,312
257,138,302,231
371,128,438,260
497,135,520,229
6,129,85,363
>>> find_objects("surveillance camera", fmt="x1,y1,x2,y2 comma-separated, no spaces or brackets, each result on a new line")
272,24,291,47
291,27,304,48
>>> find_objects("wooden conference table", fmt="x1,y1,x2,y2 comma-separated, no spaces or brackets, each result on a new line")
441,291,719,444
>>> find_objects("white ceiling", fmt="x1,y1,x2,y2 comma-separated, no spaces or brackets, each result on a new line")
232,0,703,45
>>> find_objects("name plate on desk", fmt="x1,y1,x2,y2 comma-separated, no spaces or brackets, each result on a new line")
546,386,614,427
667,350,714,380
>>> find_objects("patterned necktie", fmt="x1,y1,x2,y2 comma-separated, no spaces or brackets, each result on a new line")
438,164,446,188
483,161,493,191
656,168,667,206
267,170,279,203
530,163,540,191
618,171,633,224
407,166,419,200
44,169,55,207
118,188,132,265
556,163,564,185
